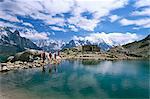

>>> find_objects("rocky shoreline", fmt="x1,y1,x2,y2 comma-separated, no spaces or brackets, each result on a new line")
0,50,148,72
0,49,61,72
1,61,44,72
0,55,146,72
61,52,146,61
0,60,54,72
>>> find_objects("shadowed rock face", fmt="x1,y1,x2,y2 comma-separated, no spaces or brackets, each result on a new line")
0,28,41,50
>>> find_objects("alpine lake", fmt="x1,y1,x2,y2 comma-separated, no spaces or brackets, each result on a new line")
0,59,149,99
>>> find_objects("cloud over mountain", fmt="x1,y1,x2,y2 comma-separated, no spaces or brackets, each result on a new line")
73,32,142,46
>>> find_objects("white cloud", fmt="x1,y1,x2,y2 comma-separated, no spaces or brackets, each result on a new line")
120,18,150,28
109,15,121,22
133,0,150,17
123,0,150,29
20,29,49,40
51,26,66,32
131,0,150,28
132,8,150,16
42,0,74,15
68,0,128,31
68,25,78,32
21,32,49,40
23,22,34,28
0,0,129,31
134,0,150,8
0,21,23,29
133,27,140,30
73,0,128,18
120,18,134,25
0,0,68,27
45,17,66,26
144,24,150,28
0,21,14,27
68,16,99,31
73,32,142,46
0,11,20,22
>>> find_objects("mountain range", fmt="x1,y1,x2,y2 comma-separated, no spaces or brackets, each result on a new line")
61,39,112,51
35,39,112,52
0,27,149,61
0,27,119,53
35,40,65,52
34,37,113,52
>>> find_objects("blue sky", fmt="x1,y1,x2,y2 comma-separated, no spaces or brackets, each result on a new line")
0,0,149,44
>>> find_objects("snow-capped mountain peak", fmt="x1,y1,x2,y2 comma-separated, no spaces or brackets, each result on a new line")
34,40,65,52
62,37,113,51
0,27,40,50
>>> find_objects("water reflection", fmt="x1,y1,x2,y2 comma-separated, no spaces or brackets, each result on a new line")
42,66,46,72
45,64,59,74
81,59,101,66
48,64,52,73
76,60,145,76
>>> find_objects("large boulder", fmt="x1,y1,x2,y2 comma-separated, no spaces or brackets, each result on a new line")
9,50,42,62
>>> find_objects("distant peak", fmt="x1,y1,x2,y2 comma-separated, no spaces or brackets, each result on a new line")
14,30,20,36
146,34,150,39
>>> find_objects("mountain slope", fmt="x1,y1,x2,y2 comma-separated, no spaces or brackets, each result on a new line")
108,34,150,58
122,34,150,57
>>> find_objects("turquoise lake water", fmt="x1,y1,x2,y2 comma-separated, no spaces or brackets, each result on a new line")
0,60,149,99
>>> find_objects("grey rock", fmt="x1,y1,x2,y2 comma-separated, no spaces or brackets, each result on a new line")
10,50,42,62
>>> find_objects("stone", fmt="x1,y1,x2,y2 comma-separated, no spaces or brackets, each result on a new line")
35,64,41,67
29,65,32,68
1,66,10,72
33,60,39,63
23,66,28,69
8,65,15,69
1,63,7,66
15,61,23,65
7,56,14,62
14,64,21,68
11,50,42,62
